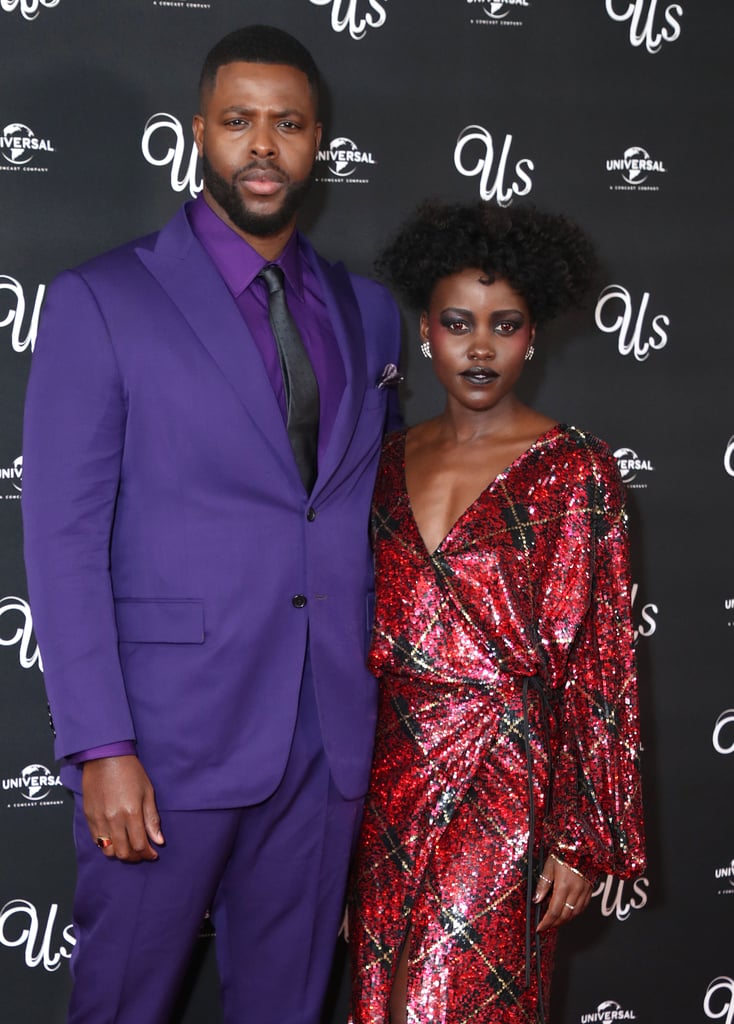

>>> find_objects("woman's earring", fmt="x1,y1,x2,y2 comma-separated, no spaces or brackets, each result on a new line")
524,345,535,362
420,341,432,360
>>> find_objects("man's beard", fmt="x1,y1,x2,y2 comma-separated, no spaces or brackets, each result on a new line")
202,155,313,238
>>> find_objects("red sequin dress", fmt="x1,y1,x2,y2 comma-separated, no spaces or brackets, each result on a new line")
350,424,645,1024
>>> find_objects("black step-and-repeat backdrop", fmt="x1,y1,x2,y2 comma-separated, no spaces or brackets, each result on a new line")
1,2,732,1022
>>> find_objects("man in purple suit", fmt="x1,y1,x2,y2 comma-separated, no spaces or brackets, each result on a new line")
22,24,401,1024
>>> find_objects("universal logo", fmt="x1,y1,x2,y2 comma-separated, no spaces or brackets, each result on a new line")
0,274,45,354
0,0,60,20
0,899,75,972
466,0,530,29
309,0,388,41
0,596,42,671
3,764,63,809
0,455,22,501
704,977,734,1024
454,125,533,207
714,858,734,897
613,447,653,489
0,123,54,174
593,874,649,921
606,146,667,192
141,113,201,198
724,437,734,478
605,0,682,53
579,1001,638,1023
594,284,669,362
315,137,376,184
713,709,734,756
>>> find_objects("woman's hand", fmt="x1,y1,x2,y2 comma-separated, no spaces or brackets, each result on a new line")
533,854,593,932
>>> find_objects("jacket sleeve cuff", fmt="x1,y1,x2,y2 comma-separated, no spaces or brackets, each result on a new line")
66,741,136,765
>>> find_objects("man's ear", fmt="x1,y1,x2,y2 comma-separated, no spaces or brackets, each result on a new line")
192,114,204,158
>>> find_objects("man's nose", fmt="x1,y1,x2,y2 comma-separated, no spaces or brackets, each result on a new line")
250,123,277,158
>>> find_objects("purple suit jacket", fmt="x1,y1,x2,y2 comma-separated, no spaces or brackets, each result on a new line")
22,207,402,807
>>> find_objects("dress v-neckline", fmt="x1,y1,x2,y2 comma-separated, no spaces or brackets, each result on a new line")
401,423,564,558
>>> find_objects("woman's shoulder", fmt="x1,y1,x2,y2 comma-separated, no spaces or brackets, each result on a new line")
552,425,625,507
554,423,614,459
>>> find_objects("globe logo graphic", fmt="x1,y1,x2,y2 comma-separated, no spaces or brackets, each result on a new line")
614,447,639,484
483,2,509,18
2,123,35,165
21,764,52,800
622,146,650,184
328,137,359,177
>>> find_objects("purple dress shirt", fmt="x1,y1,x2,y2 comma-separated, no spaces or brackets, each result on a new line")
189,196,345,455
70,197,346,765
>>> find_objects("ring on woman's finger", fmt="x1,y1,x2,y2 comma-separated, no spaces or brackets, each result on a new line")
95,836,113,849
538,873,553,885
564,902,575,911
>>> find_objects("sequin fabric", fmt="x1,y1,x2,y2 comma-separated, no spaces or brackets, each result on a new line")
349,424,645,1024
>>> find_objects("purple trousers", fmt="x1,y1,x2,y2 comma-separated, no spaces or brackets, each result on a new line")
67,664,362,1024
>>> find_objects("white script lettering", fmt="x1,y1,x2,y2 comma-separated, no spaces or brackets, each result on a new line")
0,899,75,971
594,284,669,361
0,0,60,21
713,710,734,756
605,0,683,53
309,0,388,40
704,977,734,1024
0,275,45,353
0,596,43,671
593,875,649,920
454,125,533,207
141,113,201,198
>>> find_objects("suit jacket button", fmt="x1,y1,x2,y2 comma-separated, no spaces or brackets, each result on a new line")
306,507,317,522
292,594,307,609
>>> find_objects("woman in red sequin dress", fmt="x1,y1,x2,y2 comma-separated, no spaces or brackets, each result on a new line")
349,202,646,1024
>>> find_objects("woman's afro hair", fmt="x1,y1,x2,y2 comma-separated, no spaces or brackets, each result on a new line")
375,200,598,325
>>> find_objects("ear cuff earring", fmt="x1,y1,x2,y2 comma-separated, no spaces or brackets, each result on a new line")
420,341,432,359
524,345,535,362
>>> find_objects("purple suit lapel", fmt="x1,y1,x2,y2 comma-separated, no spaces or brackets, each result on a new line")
300,241,367,502
136,210,302,490
136,210,368,498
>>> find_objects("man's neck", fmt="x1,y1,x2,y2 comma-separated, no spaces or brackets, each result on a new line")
202,190,296,262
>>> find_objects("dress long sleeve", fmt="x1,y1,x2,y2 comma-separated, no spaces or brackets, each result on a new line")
543,472,646,882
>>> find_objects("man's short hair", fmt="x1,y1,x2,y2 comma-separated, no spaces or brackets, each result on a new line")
199,25,320,108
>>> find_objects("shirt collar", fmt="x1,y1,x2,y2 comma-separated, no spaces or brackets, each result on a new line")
187,195,305,300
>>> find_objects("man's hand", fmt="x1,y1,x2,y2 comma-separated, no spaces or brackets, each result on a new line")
82,755,164,862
